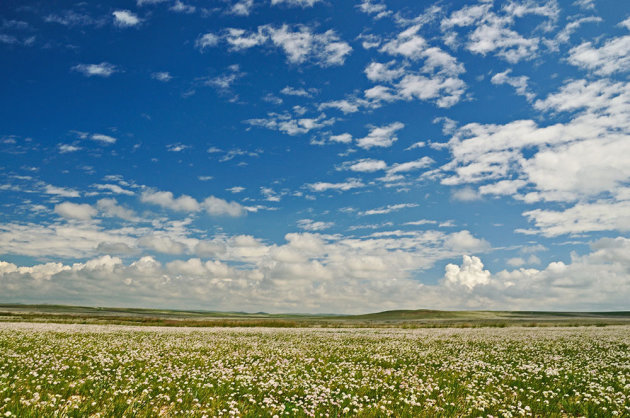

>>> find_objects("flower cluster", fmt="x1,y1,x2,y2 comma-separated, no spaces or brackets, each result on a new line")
1,323,629,416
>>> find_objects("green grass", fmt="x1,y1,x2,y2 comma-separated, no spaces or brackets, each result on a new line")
0,323,628,417
1,303,629,328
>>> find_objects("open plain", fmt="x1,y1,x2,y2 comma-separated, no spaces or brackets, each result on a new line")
1,321,629,417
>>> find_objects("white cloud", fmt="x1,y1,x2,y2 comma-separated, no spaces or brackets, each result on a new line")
520,200,630,237
93,184,134,196
54,202,97,221
339,158,387,173
568,34,630,76
328,133,353,144
271,0,322,7
491,69,535,101
280,86,314,97
96,198,137,221
170,1,196,13
72,62,118,77
440,2,549,63
229,0,254,16
58,144,81,153
365,61,405,82
318,99,363,114
356,122,404,149
202,196,246,217
0,228,493,312
140,189,245,216
307,179,364,192
359,203,419,216
137,0,168,5
44,185,80,198
113,10,141,27
90,133,117,144
151,72,172,82
394,74,466,108
206,25,352,67
297,219,334,231
196,33,220,50
227,186,245,193
166,143,190,152
444,255,490,289
452,187,481,202
140,190,200,212
358,0,390,19
245,112,335,136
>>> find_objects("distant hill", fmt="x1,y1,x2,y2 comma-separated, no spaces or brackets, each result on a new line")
1,304,629,328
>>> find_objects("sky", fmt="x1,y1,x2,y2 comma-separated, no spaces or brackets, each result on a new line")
1,0,629,313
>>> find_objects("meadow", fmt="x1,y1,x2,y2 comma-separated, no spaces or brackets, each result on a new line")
1,322,629,417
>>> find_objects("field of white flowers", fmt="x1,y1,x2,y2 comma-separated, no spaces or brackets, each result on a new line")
1,323,629,417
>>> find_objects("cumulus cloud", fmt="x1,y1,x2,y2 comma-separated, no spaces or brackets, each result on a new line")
90,133,117,144
271,0,322,7
72,62,118,77
338,158,387,172
140,189,245,216
198,25,352,67
151,72,172,82
0,228,496,312
245,112,335,136
356,122,404,149
112,10,141,27
307,179,364,192
54,202,97,221
568,33,630,75
444,255,490,289
297,218,334,231
491,69,535,101
359,203,419,216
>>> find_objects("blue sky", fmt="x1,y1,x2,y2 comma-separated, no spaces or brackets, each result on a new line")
1,0,629,313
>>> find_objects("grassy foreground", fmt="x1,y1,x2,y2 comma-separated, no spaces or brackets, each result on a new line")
1,323,629,417
2,304,630,328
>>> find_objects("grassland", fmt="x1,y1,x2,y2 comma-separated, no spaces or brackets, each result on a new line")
1,304,630,328
1,322,629,417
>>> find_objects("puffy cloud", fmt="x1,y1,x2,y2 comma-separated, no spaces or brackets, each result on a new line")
520,200,630,237
440,1,553,63
491,69,535,101
72,63,118,77
440,78,630,227
245,112,335,136
45,185,80,198
444,255,490,289
307,179,364,192
0,228,494,312
356,122,404,149
358,0,390,19
196,33,220,50
54,202,97,221
364,61,405,82
141,189,245,217
568,34,630,76
202,25,352,67
339,158,387,173
141,190,200,212
271,0,322,7
90,133,117,144
96,198,137,221
297,219,334,231
359,203,419,216
58,144,81,153
151,72,172,82
112,10,141,27
229,0,254,16
202,196,245,217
